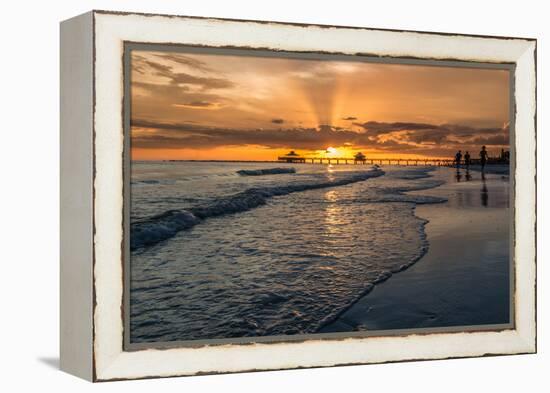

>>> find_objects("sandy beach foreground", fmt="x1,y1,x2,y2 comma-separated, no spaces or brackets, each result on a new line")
321,167,511,333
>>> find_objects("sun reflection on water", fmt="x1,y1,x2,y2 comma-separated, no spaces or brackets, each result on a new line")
323,190,346,236
326,164,335,181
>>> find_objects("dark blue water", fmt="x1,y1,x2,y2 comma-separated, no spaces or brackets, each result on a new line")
130,163,446,343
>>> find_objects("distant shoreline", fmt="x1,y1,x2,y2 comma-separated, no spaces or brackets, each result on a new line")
144,159,282,163
132,159,509,172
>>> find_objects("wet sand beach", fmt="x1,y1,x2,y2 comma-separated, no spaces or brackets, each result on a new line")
321,167,511,333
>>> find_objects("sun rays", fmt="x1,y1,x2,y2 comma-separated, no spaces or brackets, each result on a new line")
131,50,510,161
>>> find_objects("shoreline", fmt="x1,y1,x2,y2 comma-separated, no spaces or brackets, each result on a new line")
454,164,510,175
320,167,511,333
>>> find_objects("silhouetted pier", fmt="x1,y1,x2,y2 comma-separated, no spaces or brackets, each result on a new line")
278,156,455,166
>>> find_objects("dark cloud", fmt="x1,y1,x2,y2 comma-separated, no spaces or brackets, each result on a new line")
355,121,441,135
169,72,234,89
135,58,173,76
132,119,210,133
404,129,450,144
131,119,509,157
271,118,285,124
186,101,214,108
342,116,357,121
469,134,510,146
174,101,220,109
133,81,189,96
132,82,228,112
132,119,374,150
132,54,234,90
352,121,509,148
152,53,213,72
318,124,343,132
355,120,506,137
375,139,418,151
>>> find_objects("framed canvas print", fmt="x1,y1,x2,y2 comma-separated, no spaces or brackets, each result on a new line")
60,10,537,381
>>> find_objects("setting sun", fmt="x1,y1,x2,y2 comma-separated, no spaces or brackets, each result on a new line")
131,50,510,162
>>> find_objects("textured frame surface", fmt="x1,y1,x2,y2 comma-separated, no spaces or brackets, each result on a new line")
83,10,536,381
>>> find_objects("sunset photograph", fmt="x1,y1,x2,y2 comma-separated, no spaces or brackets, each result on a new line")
128,48,512,344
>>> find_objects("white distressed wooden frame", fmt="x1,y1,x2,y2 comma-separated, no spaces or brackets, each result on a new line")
60,10,536,382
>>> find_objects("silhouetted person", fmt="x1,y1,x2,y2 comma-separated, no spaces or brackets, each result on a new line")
455,150,462,169
481,172,488,207
480,145,488,171
464,151,471,169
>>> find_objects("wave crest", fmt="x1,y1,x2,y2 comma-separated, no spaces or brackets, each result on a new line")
131,168,384,251
237,167,296,176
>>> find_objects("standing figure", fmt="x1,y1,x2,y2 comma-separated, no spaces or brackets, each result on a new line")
479,145,488,171
455,150,462,169
464,151,471,169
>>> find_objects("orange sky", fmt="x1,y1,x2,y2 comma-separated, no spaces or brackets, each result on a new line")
130,49,510,161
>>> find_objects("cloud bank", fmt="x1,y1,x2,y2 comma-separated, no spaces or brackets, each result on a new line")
132,118,509,156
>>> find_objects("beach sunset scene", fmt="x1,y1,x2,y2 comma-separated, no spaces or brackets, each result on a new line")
129,48,512,344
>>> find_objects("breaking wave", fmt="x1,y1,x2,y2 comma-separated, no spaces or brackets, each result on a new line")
237,167,296,176
131,168,384,251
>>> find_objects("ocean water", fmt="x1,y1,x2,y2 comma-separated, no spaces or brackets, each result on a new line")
130,162,447,343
